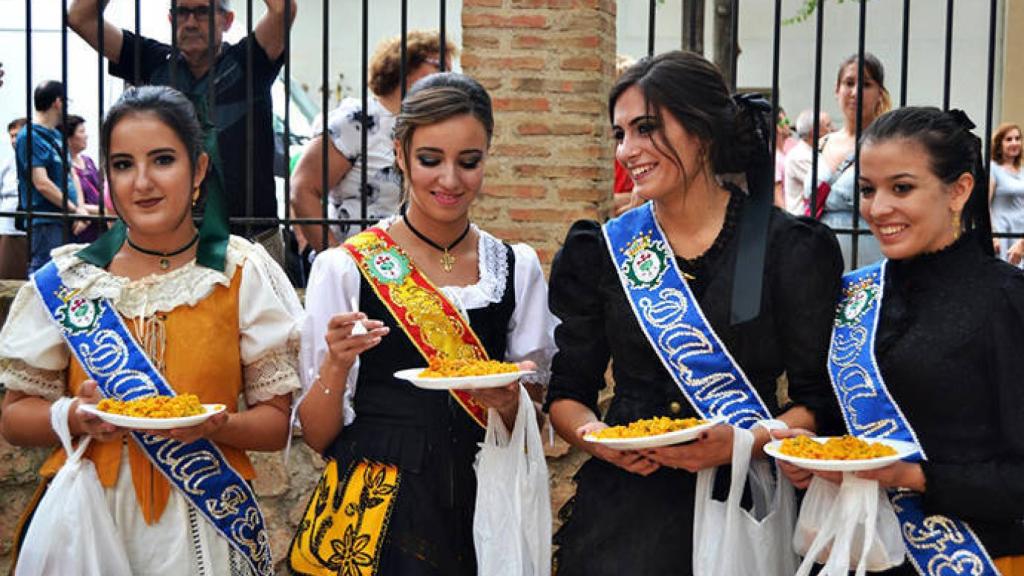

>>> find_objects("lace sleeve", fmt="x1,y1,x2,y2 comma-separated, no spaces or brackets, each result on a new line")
0,358,65,400
0,283,70,399
237,241,303,404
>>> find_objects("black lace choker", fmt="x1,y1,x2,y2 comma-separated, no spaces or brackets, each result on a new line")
402,213,471,272
126,232,200,270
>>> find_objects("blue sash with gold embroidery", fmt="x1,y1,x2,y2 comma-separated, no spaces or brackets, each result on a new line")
604,204,769,428
829,262,999,576
32,262,273,576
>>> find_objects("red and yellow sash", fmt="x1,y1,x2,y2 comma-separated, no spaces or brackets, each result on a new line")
342,227,489,428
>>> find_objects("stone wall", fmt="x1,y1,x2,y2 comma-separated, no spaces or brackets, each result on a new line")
462,0,618,265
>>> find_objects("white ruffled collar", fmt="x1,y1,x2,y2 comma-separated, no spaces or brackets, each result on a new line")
375,217,509,309
50,236,253,318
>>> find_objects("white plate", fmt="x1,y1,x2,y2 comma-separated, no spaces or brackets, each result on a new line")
583,418,722,451
79,403,226,430
763,437,919,472
394,368,533,391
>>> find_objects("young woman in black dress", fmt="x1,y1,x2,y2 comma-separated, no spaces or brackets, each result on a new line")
545,50,844,576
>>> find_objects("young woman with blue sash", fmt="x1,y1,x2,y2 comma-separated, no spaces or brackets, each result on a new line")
783,107,1024,575
0,86,302,575
545,50,844,575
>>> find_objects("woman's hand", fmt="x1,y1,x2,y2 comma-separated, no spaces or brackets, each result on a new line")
855,461,926,492
143,411,229,445
1008,239,1024,266
70,380,124,443
322,312,389,373
640,423,734,472
769,428,844,488
576,421,660,477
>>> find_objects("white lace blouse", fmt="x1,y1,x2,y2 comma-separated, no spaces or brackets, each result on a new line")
0,236,303,404
298,220,559,426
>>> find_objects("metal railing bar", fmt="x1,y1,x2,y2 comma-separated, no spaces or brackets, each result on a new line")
24,0,34,250
439,0,447,72
647,0,655,57
97,0,106,223
320,0,329,250
808,0,825,221
61,0,71,243
942,0,953,111
900,0,909,106
400,0,408,99
283,0,292,229
770,0,781,157
850,0,867,268
984,0,997,167
360,0,369,227
245,0,255,238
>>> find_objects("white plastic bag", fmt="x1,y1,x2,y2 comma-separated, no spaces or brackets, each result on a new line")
693,427,799,576
15,398,132,576
473,386,552,576
794,475,905,576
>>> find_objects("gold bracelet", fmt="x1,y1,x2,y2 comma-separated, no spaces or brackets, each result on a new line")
316,375,344,396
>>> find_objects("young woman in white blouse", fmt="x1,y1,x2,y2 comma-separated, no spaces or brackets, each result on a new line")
289,72,557,576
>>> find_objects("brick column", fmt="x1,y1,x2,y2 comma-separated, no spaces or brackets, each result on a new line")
462,0,617,266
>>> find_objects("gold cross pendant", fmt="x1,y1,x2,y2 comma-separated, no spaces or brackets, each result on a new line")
440,250,455,272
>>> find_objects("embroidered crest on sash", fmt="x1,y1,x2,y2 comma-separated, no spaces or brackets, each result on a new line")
366,248,410,285
55,287,101,335
828,262,1000,576
621,232,670,290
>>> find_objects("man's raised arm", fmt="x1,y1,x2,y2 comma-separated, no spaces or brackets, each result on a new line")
68,0,124,64
253,0,297,62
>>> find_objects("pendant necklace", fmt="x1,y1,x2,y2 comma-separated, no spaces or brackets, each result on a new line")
402,214,471,273
126,232,200,270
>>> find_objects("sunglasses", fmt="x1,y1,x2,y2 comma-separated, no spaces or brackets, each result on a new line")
169,5,225,21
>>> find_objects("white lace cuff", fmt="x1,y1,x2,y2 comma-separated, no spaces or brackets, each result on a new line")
243,344,301,405
0,358,65,400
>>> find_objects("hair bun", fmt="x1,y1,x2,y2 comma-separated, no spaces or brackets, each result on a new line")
947,109,976,131
732,92,772,114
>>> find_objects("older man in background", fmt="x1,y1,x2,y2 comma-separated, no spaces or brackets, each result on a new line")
68,0,297,264
784,108,833,216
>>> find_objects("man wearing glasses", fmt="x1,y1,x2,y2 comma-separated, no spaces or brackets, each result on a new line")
68,0,297,265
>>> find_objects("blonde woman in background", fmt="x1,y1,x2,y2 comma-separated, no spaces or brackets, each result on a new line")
291,31,456,252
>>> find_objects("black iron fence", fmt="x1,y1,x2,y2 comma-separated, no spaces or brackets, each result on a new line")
0,0,1011,281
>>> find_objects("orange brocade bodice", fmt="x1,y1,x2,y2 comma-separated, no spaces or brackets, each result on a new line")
38,268,254,524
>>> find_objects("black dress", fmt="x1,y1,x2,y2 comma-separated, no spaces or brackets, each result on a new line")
862,236,1024,575
325,246,517,576
545,193,844,576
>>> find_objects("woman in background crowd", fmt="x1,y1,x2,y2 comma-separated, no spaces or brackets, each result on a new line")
291,30,455,253
806,53,891,269
989,122,1024,264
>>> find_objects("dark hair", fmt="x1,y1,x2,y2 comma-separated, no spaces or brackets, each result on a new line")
861,106,993,255
608,50,767,179
101,86,205,177
992,122,1022,169
368,31,458,97
62,114,86,139
34,81,65,112
836,52,892,116
7,118,27,133
393,72,494,194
